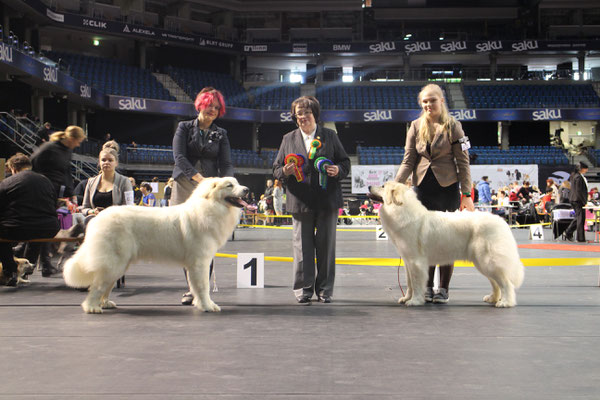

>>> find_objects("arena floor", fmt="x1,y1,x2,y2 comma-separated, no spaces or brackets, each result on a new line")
1,226,599,400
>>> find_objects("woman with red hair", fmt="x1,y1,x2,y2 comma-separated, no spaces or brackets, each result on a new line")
172,87,234,305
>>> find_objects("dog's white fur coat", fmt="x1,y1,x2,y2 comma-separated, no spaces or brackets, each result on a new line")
372,181,524,307
63,177,247,313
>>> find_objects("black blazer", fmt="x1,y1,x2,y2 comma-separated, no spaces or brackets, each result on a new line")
569,173,588,204
172,119,234,180
273,126,350,213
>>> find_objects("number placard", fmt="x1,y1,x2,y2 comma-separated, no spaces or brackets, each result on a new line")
376,225,388,241
529,224,544,241
237,253,264,288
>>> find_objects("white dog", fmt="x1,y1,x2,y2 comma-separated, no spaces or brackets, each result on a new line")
63,177,248,314
370,181,524,308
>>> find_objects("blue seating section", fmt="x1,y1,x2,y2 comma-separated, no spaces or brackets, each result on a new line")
46,51,175,101
231,149,277,168
316,86,423,110
125,145,174,164
357,145,405,165
247,86,301,110
470,146,568,165
165,66,251,108
464,84,600,109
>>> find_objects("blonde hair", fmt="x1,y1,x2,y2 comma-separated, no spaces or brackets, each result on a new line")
49,125,86,142
416,84,455,145
100,140,120,161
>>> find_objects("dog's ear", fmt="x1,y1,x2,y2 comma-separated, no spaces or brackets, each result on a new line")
202,181,220,199
384,183,404,206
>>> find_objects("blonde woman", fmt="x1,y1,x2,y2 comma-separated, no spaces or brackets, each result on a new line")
395,84,474,303
30,125,86,276
81,141,134,217
273,179,284,221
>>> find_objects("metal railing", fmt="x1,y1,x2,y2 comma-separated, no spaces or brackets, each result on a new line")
0,112,95,180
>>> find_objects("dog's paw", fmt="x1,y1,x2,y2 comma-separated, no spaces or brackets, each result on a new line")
398,295,411,304
101,300,117,309
405,298,425,307
197,300,221,312
483,294,499,304
494,299,516,308
82,302,103,314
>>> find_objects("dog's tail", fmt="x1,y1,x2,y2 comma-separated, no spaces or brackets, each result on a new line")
509,259,525,289
62,250,94,288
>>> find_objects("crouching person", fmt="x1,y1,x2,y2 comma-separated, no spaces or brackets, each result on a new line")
0,153,60,286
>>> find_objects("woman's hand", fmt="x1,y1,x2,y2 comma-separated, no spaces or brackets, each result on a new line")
460,196,475,211
325,165,339,177
282,163,296,176
192,174,204,184
89,207,104,215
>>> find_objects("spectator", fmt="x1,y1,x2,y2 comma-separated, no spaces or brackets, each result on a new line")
272,179,284,221
558,180,571,204
564,162,589,242
129,177,143,205
30,125,85,276
546,178,559,202
162,178,173,207
81,141,134,218
477,176,492,206
72,178,89,207
103,133,112,143
517,181,532,202
263,179,275,225
36,122,52,145
0,154,60,286
140,183,156,207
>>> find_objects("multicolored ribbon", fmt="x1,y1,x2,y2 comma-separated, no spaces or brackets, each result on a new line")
308,139,322,160
284,153,306,182
314,157,333,189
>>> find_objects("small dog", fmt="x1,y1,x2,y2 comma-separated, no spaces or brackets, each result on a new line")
0,257,35,284
63,177,248,314
370,181,524,308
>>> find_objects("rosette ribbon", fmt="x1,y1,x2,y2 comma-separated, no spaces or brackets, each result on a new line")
308,139,322,160
284,153,306,182
314,157,333,189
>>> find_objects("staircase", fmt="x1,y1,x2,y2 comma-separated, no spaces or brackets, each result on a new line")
152,73,192,103
446,83,467,109
0,112,95,181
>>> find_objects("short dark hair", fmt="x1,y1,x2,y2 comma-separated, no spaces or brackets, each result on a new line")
291,96,321,123
577,161,589,171
482,176,488,181
6,153,32,172
141,183,152,192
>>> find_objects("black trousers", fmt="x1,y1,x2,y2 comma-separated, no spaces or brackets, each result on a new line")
414,168,461,290
0,227,59,275
565,202,586,242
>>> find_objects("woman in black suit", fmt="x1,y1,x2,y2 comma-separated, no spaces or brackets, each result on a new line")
273,96,350,304
171,87,233,305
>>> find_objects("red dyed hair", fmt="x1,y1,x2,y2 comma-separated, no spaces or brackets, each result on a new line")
194,87,226,117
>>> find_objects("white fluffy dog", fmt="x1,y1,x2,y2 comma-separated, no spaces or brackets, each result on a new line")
370,181,524,307
63,177,248,314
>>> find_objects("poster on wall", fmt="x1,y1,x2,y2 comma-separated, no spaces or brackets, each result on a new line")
351,165,397,194
470,165,539,189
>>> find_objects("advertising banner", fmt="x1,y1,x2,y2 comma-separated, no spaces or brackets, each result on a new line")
351,165,397,194
470,164,539,189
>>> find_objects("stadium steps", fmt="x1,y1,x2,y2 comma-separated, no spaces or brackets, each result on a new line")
152,73,192,103
447,83,467,109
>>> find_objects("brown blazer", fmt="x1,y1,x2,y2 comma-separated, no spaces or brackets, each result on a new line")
395,118,471,193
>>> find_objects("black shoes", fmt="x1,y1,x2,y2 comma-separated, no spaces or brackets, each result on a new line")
296,296,311,304
564,233,574,242
181,292,194,305
317,295,332,303
3,272,18,287
41,265,60,277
